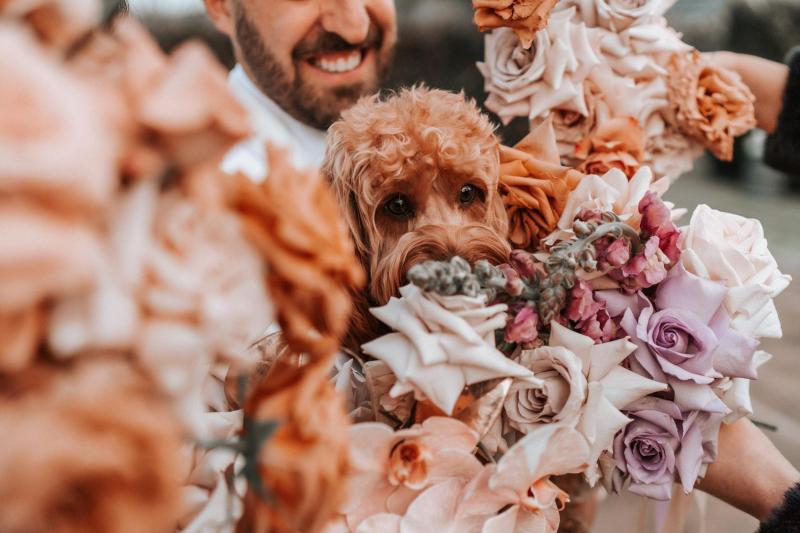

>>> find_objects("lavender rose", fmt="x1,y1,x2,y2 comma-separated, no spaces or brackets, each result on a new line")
611,397,680,500
611,397,724,500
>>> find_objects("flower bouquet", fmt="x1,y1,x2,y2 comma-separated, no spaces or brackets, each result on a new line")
475,0,756,181
331,143,788,531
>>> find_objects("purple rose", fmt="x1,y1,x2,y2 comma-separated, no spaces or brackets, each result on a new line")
640,307,719,384
612,397,724,500
619,264,759,412
613,397,681,500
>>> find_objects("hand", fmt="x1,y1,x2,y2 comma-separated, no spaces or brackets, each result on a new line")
706,51,789,134
697,418,800,521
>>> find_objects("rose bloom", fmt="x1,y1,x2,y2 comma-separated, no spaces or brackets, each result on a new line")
1,0,100,49
575,116,646,179
611,397,681,500
499,119,584,250
473,0,560,49
681,204,791,339
505,346,588,434
240,357,351,533
667,50,756,161
228,148,364,361
560,0,677,31
0,358,185,533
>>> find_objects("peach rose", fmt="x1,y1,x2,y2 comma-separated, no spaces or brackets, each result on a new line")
0,25,117,212
1,0,100,49
0,358,184,533
667,50,756,161
499,119,584,250
238,356,351,533
575,116,646,179
227,147,365,361
473,0,560,49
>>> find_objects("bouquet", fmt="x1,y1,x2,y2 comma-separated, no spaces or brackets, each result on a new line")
330,123,788,531
475,0,756,180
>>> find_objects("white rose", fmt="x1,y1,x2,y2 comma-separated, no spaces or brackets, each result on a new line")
561,0,677,31
682,205,791,338
478,8,600,124
505,346,588,434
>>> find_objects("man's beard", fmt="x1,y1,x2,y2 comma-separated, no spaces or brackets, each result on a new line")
234,9,393,130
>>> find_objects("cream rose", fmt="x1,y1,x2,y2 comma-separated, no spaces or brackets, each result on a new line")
478,8,600,124
505,346,588,433
682,205,791,339
561,0,677,31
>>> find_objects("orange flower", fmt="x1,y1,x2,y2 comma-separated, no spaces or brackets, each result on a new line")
69,18,250,182
667,50,756,162
473,0,559,49
575,116,646,179
227,147,365,360
238,356,351,533
0,358,185,533
499,119,584,251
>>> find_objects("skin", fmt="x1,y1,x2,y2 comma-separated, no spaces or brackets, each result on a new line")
204,0,397,128
708,51,789,134
698,418,800,521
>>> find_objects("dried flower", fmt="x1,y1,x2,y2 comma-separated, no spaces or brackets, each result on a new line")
0,358,184,533
473,0,559,49
499,119,585,251
227,147,365,360
667,50,756,161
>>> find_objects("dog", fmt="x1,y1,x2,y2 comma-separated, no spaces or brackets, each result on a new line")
322,86,511,353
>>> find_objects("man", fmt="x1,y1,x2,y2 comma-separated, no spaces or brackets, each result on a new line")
203,0,397,180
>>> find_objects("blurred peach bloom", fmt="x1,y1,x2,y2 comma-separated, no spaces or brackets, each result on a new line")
0,201,102,314
48,184,272,436
473,0,559,49
0,307,43,373
238,357,351,533
0,0,100,49
667,50,756,161
0,24,117,211
575,116,646,179
0,358,185,533
499,119,584,251
227,147,365,360
342,417,482,531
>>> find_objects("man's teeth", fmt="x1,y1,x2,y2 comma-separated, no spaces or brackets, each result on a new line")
314,50,363,73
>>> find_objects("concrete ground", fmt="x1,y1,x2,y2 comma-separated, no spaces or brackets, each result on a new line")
594,155,800,533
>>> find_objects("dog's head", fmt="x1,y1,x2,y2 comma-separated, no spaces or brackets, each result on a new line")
323,87,510,347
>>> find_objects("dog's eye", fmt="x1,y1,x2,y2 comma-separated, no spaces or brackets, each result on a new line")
384,195,414,218
458,184,481,206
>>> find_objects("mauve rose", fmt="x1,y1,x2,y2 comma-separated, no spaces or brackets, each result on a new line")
505,346,587,434
505,306,540,345
644,308,718,384
611,397,724,500
612,397,681,500
639,191,681,264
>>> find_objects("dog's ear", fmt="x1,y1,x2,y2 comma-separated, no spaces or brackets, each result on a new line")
322,125,374,267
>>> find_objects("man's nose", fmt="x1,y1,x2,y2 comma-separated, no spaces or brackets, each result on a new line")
319,0,371,44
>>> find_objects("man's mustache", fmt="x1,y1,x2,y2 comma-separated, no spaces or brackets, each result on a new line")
292,23,384,60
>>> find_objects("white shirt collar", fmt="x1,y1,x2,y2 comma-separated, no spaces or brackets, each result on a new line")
222,64,327,181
